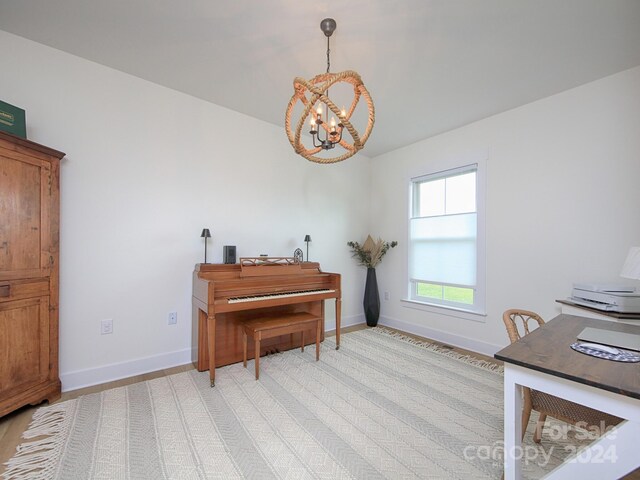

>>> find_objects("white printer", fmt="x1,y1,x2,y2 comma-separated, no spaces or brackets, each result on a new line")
570,283,640,312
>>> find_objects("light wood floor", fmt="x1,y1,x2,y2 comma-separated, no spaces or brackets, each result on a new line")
2,325,637,479
0,362,195,476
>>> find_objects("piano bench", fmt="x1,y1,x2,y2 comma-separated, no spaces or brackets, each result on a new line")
242,312,322,380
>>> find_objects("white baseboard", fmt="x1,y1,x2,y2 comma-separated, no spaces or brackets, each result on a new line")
325,313,365,333
61,314,496,393
379,315,503,357
60,348,192,393
61,314,366,393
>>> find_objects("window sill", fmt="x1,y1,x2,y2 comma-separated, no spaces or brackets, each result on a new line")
401,298,487,323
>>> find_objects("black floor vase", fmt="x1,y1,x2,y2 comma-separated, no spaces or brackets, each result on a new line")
363,267,380,327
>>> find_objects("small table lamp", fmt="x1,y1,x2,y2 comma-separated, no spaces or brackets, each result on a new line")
620,247,640,280
304,235,311,262
201,228,211,263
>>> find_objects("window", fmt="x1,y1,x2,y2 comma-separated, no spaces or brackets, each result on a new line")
408,162,485,314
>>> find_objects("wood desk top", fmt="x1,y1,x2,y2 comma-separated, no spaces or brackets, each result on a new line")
495,314,640,400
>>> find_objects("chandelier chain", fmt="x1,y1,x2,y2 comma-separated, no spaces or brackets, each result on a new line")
326,35,331,74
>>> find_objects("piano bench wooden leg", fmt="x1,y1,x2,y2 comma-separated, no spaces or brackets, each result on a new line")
255,335,260,380
301,331,305,352
243,331,247,368
316,319,321,361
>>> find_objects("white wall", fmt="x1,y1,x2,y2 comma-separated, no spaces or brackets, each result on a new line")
3,29,638,389
371,66,640,355
0,31,372,391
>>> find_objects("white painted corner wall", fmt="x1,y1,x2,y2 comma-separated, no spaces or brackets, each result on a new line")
0,31,371,391
371,65,640,356
2,29,639,390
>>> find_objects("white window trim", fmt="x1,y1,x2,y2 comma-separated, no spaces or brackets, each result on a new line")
400,298,487,322
403,149,487,320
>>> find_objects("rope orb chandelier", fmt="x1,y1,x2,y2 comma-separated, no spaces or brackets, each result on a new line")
285,18,375,164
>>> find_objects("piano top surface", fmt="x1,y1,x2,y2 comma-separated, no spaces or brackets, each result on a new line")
196,261,321,275
194,262,340,298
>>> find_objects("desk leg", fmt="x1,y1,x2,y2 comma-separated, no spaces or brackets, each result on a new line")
505,362,640,479
335,298,341,350
207,313,216,387
504,365,523,480
544,420,640,479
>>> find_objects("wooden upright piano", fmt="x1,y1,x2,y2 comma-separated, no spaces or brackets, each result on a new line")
192,257,341,386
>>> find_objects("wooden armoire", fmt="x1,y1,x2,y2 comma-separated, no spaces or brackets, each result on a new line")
0,131,65,417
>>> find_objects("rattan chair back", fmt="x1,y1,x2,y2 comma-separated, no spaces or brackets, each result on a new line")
501,308,621,443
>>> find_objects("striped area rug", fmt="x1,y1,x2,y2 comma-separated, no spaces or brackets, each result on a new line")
4,327,592,479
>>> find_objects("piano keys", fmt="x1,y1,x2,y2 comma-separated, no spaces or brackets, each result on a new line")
192,257,341,386
228,288,336,304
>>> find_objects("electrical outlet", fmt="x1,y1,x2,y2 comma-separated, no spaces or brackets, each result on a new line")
168,311,177,325
101,318,113,335
384,291,390,301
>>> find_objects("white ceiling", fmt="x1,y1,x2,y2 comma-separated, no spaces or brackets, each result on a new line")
1,0,640,158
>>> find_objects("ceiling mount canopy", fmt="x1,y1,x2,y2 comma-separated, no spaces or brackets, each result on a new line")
285,18,375,164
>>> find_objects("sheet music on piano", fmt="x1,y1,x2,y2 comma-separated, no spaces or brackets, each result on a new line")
238,256,303,276
192,258,341,386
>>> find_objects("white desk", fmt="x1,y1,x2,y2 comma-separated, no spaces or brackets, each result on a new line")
557,299,640,325
496,314,640,479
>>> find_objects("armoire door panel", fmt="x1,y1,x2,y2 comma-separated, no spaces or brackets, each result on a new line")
0,155,51,281
0,297,50,396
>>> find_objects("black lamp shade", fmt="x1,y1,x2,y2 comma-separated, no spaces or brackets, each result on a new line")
304,234,311,262
201,228,211,264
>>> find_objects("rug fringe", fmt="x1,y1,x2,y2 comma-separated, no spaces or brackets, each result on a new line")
369,326,504,374
2,401,74,480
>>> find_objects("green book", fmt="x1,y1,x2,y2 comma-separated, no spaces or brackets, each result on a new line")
0,100,26,138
